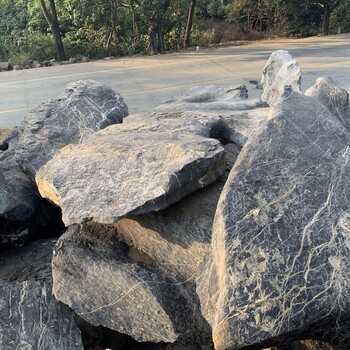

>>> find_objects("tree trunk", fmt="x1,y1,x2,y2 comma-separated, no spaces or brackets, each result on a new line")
148,18,158,55
105,0,117,56
184,0,196,48
130,0,139,39
320,3,331,36
39,0,66,61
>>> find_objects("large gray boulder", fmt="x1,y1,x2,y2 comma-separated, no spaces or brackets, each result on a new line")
157,84,265,112
52,142,240,346
0,280,83,350
0,239,83,350
305,77,350,131
15,79,128,179
36,112,226,226
261,50,301,106
0,131,52,250
197,88,350,349
53,223,208,344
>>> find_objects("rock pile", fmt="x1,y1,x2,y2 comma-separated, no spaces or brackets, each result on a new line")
1,51,349,350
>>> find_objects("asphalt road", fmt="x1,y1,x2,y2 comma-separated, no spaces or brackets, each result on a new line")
1,34,350,128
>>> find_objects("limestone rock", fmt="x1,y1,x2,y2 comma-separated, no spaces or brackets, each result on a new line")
0,280,83,350
36,112,226,226
305,77,350,130
261,50,301,106
52,142,240,346
197,89,350,349
15,79,128,179
157,85,266,112
52,224,209,344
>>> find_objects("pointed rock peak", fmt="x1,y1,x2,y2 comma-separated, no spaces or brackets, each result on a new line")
305,76,350,131
261,50,301,106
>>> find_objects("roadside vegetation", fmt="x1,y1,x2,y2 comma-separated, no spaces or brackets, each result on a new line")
0,0,349,64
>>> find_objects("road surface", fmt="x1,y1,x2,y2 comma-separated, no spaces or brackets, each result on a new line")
1,34,350,127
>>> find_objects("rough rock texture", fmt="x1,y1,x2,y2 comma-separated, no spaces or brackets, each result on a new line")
15,79,128,179
305,77,350,131
157,85,266,112
219,109,268,146
52,224,210,344
261,50,301,106
36,112,226,226
0,237,83,349
0,130,53,250
197,88,350,350
265,339,334,350
52,142,240,346
0,280,83,350
0,128,12,151
0,238,56,282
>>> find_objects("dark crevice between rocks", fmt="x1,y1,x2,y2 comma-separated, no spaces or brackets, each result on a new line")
0,201,65,253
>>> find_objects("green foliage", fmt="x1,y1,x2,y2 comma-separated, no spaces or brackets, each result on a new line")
0,0,350,62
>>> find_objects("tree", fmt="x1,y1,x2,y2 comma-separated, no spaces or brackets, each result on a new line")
315,0,341,35
184,0,196,48
39,0,66,60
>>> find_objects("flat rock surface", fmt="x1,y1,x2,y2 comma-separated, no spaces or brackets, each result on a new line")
261,50,301,106
14,79,128,179
36,112,226,226
157,84,265,112
198,89,350,349
0,280,83,350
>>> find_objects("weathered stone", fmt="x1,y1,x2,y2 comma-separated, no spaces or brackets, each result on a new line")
0,280,83,350
157,85,265,112
305,77,350,131
219,108,268,146
36,112,226,226
0,62,9,71
52,142,239,346
0,238,56,282
265,339,334,350
15,79,128,179
52,223,208,344
33,60,42,68
261,50,301,106
0,239,83,349
197,88,350,349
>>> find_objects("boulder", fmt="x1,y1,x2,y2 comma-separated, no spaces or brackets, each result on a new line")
0,62,9,71
0,239,83,350
36,112,226,226
0,129,60,251
0,280,83,350
53,223,208,344
261,50,301,106
14,79,128,179
197,88,350,349
305,77,350,130
52,142,240,345
157,84,265,112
